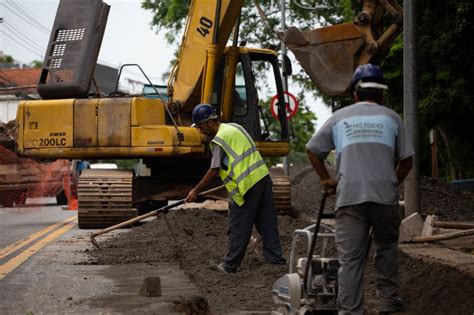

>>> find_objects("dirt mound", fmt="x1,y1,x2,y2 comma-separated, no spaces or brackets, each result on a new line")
85,165,474,314
85,210,311,313
292,164,474,221
405,176,474,221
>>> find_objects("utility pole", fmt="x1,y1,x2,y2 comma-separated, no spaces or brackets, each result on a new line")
0,17,4,57
280,0,290,176
403,0,420,216
429,129,438,178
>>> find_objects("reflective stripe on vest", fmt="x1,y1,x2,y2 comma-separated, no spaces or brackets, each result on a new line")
211,123,268,206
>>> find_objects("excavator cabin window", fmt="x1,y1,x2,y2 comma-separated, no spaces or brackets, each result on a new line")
223,52,288,143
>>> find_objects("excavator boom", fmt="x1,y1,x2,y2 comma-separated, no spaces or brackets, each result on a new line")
169,0,244,111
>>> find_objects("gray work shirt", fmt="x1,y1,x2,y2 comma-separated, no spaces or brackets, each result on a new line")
210,143,229,170
306,102,415,209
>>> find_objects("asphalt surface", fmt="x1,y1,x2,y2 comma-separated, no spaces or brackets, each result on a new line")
0,198,74,249
0,201,206,314
1,194,473,314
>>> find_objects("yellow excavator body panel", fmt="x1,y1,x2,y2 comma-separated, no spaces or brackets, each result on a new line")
16,97,205,159
255,141,290,157
22,99,75,149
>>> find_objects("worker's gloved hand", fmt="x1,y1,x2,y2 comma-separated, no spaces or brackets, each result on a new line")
186,188,199,203
321,178,337,195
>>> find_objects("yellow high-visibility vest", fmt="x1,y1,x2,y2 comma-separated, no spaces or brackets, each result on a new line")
211,123,269,206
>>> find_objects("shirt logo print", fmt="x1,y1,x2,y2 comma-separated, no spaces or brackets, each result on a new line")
343,120,384,139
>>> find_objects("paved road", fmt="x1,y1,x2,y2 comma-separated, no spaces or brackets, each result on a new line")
0,199,77,281
0,198,76,248
0,201,206,314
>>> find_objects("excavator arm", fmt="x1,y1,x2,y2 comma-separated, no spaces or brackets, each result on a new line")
167,0,245,112
282,0,403,96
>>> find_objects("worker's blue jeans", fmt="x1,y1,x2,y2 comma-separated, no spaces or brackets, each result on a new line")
335,202,401,315
223,175,285,271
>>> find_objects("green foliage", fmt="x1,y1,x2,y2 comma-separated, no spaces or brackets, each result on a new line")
109,159,139,170
287,105,317,165
141,0,345,46
29,60,43,68
259,95,317,166
141,0,474,179
325,0,474,179
141,0,190,43
414,0,474,179
0,54,14,63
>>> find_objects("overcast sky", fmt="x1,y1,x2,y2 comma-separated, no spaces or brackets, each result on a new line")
0,0,331,127
0,0,175,83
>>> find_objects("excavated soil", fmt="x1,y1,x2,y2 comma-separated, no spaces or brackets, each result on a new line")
86,164,474,314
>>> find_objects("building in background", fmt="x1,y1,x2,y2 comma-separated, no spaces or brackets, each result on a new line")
0,68,40,123
0,64,118,123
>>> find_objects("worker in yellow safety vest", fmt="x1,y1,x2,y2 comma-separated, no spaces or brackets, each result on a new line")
186,103,286,274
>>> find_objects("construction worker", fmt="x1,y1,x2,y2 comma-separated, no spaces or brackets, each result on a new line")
306,64,414,314
186,103,286,274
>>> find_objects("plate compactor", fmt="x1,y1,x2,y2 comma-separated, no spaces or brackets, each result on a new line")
272,194,339,314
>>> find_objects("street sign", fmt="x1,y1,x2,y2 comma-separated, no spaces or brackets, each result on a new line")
270,91,298,120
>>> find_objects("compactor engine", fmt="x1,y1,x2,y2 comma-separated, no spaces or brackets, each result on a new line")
273,223,338,314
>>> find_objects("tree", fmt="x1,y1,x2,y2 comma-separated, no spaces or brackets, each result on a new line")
141,0,331,161
259,96,317,165
142,0,474,179
0,54,14,63
29,60,43,68
381,0,474,179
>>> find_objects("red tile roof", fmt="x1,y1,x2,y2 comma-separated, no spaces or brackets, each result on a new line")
0,68,40,95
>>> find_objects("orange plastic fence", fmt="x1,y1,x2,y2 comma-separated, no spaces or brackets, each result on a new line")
0,145,77,209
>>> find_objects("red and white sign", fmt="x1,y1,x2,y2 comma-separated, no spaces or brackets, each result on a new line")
270,91,298,120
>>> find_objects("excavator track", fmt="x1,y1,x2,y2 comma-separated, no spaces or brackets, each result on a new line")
77,169,137,228
270,169,295,217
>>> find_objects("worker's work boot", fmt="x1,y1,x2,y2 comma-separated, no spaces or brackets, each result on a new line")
378,297,406,314
217,263,236,274
269,258,287,266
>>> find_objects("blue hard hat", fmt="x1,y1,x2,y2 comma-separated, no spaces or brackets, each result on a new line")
351,63,387,90
191,103,218,125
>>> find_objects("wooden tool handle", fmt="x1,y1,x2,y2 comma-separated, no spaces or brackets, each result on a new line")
411,228,474,243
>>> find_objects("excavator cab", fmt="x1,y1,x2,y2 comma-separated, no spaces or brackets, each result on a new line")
214,49,289,150
193,42,290,158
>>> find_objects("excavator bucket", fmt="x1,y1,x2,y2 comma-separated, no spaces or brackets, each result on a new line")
282,23,366,96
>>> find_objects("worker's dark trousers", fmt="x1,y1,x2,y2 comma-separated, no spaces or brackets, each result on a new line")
223,175,285,271
335,202,401,315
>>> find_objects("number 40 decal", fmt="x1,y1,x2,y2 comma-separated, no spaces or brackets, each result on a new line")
197,16,213,37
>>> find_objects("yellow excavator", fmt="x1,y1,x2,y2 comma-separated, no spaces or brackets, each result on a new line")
14,0,402,229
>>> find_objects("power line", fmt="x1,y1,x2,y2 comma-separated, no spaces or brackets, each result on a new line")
0,2,50,37
7,0,51,34
8,0,51,29
96,58,151,80
0,29,44,58
3,22,46,54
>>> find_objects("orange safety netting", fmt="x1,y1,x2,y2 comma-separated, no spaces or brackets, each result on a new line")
0,145,78,210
